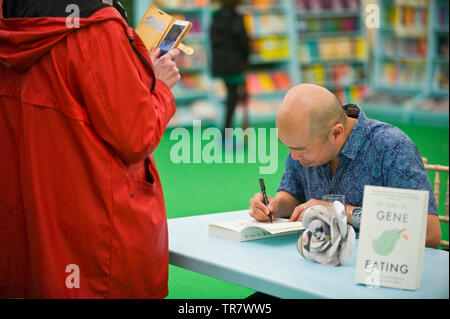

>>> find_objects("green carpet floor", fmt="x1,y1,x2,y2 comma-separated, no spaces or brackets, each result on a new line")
153,120,449,299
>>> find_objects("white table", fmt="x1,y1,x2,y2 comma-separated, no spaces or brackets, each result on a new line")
168,210,449,299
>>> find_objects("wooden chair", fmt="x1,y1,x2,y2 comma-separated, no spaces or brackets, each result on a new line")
422,158,449,249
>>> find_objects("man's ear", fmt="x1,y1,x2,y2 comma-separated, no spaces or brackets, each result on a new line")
330,123,345,140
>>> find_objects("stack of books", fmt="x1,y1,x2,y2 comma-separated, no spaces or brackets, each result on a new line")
295,0,360,14
299,37,366,63
381,61,426,89
243,12,287,36
302,64,366,88
251,36,289,61
384,0,428,37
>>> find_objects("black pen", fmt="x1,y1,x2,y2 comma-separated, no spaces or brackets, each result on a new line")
259,178,272,223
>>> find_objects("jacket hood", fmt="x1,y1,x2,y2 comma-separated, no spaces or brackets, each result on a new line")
0,0,128,72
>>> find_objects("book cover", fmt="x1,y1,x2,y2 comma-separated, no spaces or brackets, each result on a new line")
209,218,304,242
355,185,429,290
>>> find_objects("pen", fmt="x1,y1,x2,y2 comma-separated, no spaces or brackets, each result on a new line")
259,178,272,223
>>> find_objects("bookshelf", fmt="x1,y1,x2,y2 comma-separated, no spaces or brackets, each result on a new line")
411,0,449,126
231,0,300,125
364,0,449,127
372,0,428,93
426,0,448,95
295,0,370,104
129,0,448,128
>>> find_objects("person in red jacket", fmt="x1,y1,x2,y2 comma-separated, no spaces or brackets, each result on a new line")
0,0,181,298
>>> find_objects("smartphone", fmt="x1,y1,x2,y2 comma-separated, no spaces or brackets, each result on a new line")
158,20,192,58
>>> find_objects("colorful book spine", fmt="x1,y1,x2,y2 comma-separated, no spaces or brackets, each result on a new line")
153,0,209,8
251,36,289,60
299,37,366,63
302,64,366,86
298,17,359,34
244,12,287,37
245,71,292,94
295,0,361,13
380,61,426,88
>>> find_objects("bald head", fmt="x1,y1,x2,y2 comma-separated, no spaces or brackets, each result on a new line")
277,84,347,142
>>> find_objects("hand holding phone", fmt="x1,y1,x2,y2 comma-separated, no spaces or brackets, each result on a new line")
152,48,181,88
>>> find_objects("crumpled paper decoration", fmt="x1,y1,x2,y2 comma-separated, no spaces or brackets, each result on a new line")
297,201,356,266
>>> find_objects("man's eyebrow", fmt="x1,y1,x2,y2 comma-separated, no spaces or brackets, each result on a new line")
278,138,306,151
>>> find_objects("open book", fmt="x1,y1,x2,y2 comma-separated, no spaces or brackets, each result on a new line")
136,6,193,56
209,218,304,242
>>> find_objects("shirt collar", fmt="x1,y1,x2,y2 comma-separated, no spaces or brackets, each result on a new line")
339,104,369,161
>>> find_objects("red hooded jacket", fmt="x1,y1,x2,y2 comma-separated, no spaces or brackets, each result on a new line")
0,0,175,298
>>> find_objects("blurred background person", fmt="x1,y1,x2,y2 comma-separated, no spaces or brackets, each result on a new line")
210,0,250,147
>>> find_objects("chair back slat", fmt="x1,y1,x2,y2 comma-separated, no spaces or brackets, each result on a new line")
422,158,449,249
446,177,449,218
434,173,440,207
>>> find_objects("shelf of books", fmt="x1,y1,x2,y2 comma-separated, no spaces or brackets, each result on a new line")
364,0,448,127
132,0,297,128
429,0,449,96
413,0,449,126
130,0,448,128
222,0,299,125
295,0,370,104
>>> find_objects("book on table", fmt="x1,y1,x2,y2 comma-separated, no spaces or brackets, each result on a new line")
209,218,304,242
354,185,429,291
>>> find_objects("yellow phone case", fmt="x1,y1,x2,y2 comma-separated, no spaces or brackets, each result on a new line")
136,6,194,55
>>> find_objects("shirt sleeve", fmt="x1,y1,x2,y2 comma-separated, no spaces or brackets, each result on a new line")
74,20,175,165
277,153,306,202
382,135,439,216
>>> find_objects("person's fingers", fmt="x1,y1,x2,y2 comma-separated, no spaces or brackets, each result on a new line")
252,192,264,202
249,208,269,222
267,196,278,214
249,193,270,221
158,52,171,63
161,49,181,62
149,48,160,64
249,193,264,210
301,199,322,213
289,199,324,222
289,204,305,222
169,48,181,60
254,200,270,218
254,197,270,214
153,54,181,88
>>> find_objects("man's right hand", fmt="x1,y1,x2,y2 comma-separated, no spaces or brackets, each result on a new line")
249,193,279,222
150,48,181,89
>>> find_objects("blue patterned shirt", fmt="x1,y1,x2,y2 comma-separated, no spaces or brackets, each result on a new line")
277,104,438,230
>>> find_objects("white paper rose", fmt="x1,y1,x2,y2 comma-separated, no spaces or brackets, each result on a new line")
297,201,356,266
